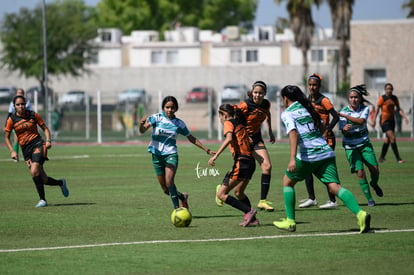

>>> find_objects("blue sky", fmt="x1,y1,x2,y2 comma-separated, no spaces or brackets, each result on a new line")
0,0,409,28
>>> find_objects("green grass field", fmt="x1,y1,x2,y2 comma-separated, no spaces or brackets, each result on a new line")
1,140,413,274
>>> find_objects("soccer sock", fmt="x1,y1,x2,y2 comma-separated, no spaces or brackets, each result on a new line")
337,187,361,215
358,178,373,200
13,142,19,154
45,177,62,186
283,186,295,220
390,142,402,160
327,185,336,203
304,175,316,200
380,143,389,159
260,174,271,200
177,192,185,201
370,173,379,187
32,176,46,201
167,185,180,209
239,195,251,208
225,195,250,213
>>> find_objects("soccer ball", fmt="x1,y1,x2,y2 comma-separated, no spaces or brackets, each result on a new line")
171,207,192,227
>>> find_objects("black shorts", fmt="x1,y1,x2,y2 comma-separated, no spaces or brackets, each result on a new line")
22,138,48,164
222,157,256,184
381,119,395,133
251,132,265,150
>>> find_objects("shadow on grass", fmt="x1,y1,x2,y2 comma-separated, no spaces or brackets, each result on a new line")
50,202,96,207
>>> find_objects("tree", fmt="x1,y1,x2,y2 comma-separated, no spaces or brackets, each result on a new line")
327,0,354,91
0,0,99,91
96,0,258,35
275,0,322,81
402,0,414,17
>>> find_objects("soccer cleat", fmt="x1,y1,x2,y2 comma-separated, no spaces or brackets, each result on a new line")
319,200,338,209
397,159,406,164
257,199,274,212
35,200,48,208
240,208,257,227
299,198,317,208
378,158,385,163
60,178,69,197
215,185,223,207
368,199,375,207
181,193,189,209
273,218,296,232
239,215,260,227
370,183,383,197
357,210,371,233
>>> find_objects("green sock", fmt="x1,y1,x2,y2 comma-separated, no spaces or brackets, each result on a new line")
167,185,180,209
283,186,295,220
358,178,373,200
337,187,361,215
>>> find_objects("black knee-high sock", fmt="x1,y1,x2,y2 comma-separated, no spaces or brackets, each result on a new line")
305,175,316,200
46,177,62,186
326,185,336,202
32,176,45,200
261,174,271,200
239,195,251,208
380,143,389,159
225,195,250,213
391,142,402,161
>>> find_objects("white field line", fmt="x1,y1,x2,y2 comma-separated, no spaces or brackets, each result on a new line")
1,229,413,253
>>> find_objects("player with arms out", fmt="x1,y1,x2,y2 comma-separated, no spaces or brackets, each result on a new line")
4,95,68,208
273,85,371,233
139,96,214,210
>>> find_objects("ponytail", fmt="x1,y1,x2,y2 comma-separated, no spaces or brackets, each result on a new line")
280,85,321,129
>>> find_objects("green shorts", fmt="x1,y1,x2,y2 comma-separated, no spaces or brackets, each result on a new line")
286,157,340,184
152,153,178,176
344,142,378,173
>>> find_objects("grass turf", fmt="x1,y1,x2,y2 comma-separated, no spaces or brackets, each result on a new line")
0,141,413,274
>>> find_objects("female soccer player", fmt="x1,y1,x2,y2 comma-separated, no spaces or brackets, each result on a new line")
273,85,371,233
238,80,275,211
339,85,383,207
4,96,68,208
372,83,409,163
139,96,214,210
209,104,258,227
299,73,340,209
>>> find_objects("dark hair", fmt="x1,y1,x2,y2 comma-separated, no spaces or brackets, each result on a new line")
280,85,321,129
161,96,179,111
349,84,372,105
384,83,393,90
248,80,267,97
308,73,322,84
218,104,247,126
13,95,26,105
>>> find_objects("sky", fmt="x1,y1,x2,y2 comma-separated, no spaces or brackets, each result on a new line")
0,0,410,29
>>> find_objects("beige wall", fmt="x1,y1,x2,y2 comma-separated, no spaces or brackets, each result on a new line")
350,19,414,95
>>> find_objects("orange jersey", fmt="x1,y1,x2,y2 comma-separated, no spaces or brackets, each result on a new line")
239,99,270,136
223,119,252,159
377,95,399,124
310,94,334,126
4,111,45,146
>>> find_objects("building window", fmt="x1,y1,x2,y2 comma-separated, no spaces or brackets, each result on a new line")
246,49,258,63
311,49,324,63
151,50,163,64
364,69,386,90
101,31,112,42
230,49,242,63
166,50,178,64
